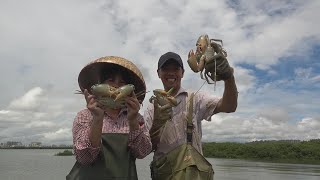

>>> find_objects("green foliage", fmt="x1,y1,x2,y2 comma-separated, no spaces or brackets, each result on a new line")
54,149,74,156
203,139,320,164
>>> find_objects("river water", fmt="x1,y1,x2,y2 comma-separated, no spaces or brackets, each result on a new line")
0,149,319,180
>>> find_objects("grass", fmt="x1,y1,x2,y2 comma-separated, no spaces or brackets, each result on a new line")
54,149,74,156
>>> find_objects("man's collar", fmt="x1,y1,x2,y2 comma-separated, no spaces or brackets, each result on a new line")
175,87,188,97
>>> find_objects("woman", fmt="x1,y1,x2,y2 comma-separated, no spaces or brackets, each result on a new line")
67,56,152,180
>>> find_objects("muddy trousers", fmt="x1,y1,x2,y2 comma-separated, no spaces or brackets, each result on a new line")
150,143,214,180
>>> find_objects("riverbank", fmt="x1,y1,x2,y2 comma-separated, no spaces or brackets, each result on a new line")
55,149,74,156
2,139,320,165
203,139,320,165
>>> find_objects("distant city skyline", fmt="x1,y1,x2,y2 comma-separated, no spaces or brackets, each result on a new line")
0,141,72,148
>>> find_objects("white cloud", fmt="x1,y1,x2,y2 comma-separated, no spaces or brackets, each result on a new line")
294,67,312,79
202,115,320,142
25,120,55,128
0,110,10,114
0,0,319,144
8,87,46,111
311,75,320,82
43,128,72,143
297,117,320,131
259,107,290,124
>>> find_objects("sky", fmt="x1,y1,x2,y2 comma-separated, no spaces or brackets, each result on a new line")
0,0,319,145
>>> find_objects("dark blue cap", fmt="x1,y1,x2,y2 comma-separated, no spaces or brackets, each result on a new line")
158,52,184,70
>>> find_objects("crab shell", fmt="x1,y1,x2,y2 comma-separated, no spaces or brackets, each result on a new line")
149,88,178,107
91,84,135,109
114,84,135,102
97,96,126,109
90,84,118,98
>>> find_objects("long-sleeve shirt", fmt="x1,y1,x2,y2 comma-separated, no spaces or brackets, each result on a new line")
144,87,220,160
73,108,152,165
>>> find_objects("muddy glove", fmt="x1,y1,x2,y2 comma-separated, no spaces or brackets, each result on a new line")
215,55,233,81
205,46,233,81
149,99,172,150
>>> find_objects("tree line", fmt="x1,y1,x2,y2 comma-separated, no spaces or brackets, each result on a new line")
202,139,320,164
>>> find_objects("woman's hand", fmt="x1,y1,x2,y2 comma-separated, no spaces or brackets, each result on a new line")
84,89,104,148
84,89,104,121
125,92,140,130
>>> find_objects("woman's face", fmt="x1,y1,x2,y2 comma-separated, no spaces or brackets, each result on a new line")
103,72,127,88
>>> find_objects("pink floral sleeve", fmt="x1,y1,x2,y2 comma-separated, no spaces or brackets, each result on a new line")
72,109,100,165
128,114,152,159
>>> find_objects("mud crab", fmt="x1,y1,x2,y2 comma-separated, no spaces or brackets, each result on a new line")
187,34,232,84
76,84,136,109
149,87,179,110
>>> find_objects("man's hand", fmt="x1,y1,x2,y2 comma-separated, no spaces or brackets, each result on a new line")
149,99,172,150
214,55,233,81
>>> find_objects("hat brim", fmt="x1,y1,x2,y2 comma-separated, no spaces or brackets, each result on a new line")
78,56,146,103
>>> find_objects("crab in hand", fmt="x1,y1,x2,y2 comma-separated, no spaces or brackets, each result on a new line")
148,87,180,142
76,84,136,109
187,34,232,84
149,87,179,111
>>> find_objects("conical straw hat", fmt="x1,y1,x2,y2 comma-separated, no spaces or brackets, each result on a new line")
78,56,146,103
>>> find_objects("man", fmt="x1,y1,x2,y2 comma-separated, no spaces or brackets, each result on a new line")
144,52,238,180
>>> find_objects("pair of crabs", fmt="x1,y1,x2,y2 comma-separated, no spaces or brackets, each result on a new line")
76,84,137,109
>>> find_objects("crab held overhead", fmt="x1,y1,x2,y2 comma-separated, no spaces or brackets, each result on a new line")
187,34,233,84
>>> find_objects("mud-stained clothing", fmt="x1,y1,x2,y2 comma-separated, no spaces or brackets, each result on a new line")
144,87,220,160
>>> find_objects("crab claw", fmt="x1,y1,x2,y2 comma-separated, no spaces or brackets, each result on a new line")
198,55,206,71
114,84,135,102
166,87,174,96
187,50,200,72
167,97,179,106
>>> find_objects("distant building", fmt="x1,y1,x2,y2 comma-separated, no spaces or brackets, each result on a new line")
58,144,73,148
6,141,23,147
29,142,42,147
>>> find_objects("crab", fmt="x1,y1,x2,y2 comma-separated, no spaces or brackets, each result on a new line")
76,84,136,109
148,87,180,142
187,34,232,84
149,87,179,111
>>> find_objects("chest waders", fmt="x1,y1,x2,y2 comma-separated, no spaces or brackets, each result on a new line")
150,93,214,180
66,133,138,180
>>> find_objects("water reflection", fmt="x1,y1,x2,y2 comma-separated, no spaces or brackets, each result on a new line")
208,158,320,180
0,150,319,180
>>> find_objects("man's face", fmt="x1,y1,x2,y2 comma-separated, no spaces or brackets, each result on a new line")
157,60,184,92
